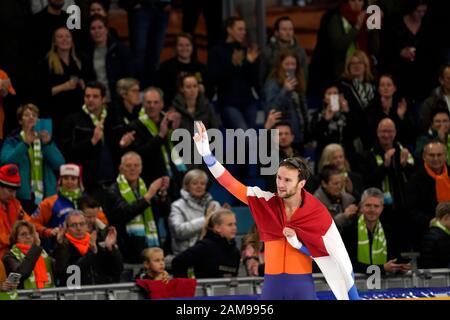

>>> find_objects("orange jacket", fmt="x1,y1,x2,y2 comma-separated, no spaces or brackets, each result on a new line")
31,194,109,237
0,199,30,258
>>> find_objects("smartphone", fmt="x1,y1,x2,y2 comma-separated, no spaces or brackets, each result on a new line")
330,94,340,112
34,118,53,136
7,272,21,284
286,70,295,79
396,256,411,264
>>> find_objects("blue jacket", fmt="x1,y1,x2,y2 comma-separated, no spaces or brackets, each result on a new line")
0,129,65,201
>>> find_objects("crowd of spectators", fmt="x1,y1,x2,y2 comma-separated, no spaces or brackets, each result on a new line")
1,0,450,297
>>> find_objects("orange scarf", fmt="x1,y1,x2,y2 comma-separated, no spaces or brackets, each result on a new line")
65,233,91,256
15,243,49,289
424,163,450,202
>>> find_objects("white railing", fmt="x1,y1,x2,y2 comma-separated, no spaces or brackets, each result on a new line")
16,269,450,300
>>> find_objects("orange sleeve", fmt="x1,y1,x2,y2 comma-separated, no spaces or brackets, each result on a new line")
30,197,55,236
216,170,248,205
97,210,109,225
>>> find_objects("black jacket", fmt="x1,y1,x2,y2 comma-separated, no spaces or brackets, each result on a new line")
156,57,209,106
341,217,400,274
125,119,183,193
53,236,123,286
407,164,450,249
207,41,260,109
103,182,154,263
419,226,450,269
84,36,136,103
172,230,240,279
61,109,124,191
364,141,414,215
3,244,45,289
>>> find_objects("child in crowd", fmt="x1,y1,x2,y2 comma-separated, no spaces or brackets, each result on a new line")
138,248,170,283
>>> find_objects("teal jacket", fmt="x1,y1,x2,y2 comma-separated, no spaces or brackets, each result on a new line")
0,129,65,201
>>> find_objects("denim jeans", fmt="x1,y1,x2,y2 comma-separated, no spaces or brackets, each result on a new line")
128,4,169,87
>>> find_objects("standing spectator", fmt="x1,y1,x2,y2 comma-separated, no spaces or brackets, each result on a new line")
339,50,375,148
171,74,219,168
309,0,379,97
114,78,141,126
419,64,450,133
120,87,184,191
87,0,118,39
380,0,435,106
341,188,411,274
415,108,450,164
172,209,240,279
103,152,169,263
61,81,124,194
118,0,172,87
262,16,308,83
339,50,375,113
407,141,450,249
264,50,309,149
30,0,71,62
0,104,65,213
169,169,220,256
365,74,415,149
419,202,450,269
0,70,16,140
156,33,209,107
85,15,136,104
313,165,358,231
171,74,219,136
53,211,122,286
208,16,260,130
3,220,55,289
364,118,414,250
181,0,222,50
0,164,31,258
34,27,87,143
310,84,361,167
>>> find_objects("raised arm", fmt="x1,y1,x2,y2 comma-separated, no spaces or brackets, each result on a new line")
193,121,248,205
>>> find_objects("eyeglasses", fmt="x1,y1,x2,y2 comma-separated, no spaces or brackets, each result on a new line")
68,222,87,228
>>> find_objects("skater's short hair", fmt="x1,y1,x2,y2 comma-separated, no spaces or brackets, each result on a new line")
279,157,311,182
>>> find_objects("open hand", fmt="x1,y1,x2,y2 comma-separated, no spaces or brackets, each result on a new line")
193,121,211,156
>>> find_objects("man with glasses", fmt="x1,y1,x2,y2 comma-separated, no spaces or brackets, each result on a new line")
0,164,31,258
53,211,123,286
193,121,359,300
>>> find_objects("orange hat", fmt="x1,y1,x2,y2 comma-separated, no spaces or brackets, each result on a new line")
0,164,20,189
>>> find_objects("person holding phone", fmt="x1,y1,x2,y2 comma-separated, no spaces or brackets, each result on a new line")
264,50,309,150
0,104,65,214
0,260,19,300
3,220,55,289
311,85,361,169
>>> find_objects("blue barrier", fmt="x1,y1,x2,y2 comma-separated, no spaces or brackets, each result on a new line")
183,287,450,300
